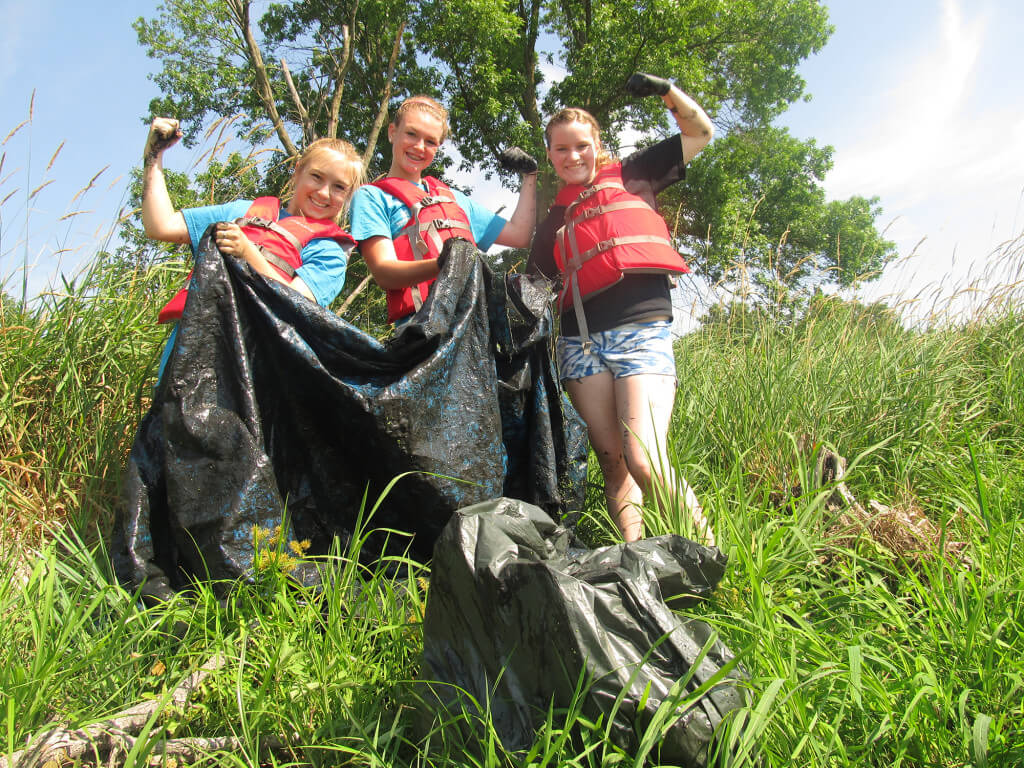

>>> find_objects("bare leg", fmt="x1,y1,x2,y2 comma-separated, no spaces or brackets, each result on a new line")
615,374,715,546
563,373,643,540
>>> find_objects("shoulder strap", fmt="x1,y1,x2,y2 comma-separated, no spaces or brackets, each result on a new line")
245,196,282,221
370,177,428,210
234,196,303,255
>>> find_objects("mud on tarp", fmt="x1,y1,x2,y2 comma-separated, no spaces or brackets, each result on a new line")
419,498,747,767
112,235,587,600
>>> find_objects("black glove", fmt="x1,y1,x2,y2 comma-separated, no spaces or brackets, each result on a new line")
498,146,539,175
626,72,671,98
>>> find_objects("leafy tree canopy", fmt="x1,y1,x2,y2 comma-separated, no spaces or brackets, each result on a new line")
671,125,895,308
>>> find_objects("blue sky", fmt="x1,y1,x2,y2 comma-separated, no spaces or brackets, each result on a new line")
783,1,1024,320
1,0,157,298
2,0,1022,319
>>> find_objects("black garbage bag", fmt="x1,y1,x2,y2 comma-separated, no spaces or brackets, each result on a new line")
419,498,747,767
112,235,587,600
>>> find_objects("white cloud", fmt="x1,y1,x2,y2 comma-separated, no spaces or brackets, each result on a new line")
804,0,1024,319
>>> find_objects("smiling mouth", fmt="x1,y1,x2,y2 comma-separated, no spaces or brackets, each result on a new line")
303,198,335,216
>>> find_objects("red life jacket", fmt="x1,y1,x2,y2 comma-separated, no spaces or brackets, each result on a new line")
157,197,355,324
553,162,689,316
370,176,476,323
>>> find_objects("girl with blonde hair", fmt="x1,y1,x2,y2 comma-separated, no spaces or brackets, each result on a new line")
141,117,364,375
528,74,715,544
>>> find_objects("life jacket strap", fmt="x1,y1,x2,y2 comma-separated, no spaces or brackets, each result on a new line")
235,215,305,255
565,181,627,216
258,247,298,279
566,200,653,226
396,215,474,313
566,271,592,356
573,234,674,266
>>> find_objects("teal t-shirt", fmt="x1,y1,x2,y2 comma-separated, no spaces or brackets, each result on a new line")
349,183,506,250
182,200,351,307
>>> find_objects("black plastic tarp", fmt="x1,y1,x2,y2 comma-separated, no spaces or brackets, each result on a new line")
112,235,587,600
419,497,746,766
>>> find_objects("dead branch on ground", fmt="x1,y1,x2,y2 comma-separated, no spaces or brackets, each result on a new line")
0,653,294,768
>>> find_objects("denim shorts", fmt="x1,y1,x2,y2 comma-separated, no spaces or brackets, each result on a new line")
557,320,676,381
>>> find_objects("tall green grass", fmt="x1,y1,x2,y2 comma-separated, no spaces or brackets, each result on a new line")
0,255,181,551
0,256,181,548
659,288,1024,766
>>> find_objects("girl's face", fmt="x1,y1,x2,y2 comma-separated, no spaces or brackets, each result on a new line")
388,110,445,182
546,121,599,186
288,149,353,220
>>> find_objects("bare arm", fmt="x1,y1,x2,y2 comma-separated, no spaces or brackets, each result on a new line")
663,84,714,164
493,173,538,248
213,223,317,302
141,117,189,244
361,235,440,289
494,147,539,248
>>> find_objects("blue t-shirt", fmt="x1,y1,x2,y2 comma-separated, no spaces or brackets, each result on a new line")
182,200,351,307
349,181,507,250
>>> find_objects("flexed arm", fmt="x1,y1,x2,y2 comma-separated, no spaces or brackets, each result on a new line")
626,73,714,164
141,118,315,300
493,147,539,248
141,117,190,244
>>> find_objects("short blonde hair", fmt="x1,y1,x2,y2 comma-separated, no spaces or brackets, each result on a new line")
392,95,450,142
289,138,365,222
544,107,615,171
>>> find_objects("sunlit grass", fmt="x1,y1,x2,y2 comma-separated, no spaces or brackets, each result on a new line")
2,113,1023,765
0,256,178,553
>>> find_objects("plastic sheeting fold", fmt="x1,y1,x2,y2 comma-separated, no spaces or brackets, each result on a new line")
112,235,587,600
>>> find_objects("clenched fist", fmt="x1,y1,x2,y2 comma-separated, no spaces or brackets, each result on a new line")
143,117,182,163
498,146,539,175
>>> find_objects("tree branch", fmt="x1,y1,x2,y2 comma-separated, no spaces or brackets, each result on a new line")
362,20,405,167
1,654,226,768
326,21,355,139
225,0,298,158
519,0,542,132
339,273,374,314
280,58,312,144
